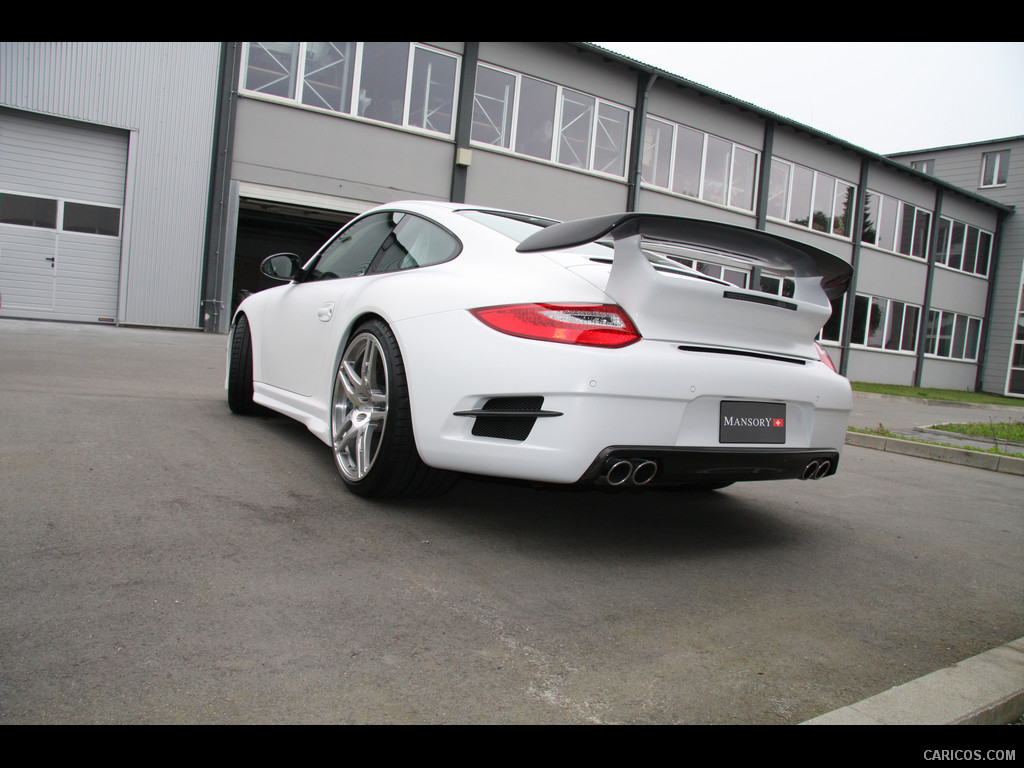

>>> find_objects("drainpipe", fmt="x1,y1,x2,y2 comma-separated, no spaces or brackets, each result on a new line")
974,209,1009,392
626,71,658,212
838,158,869,378
200,41,241,333
449,42,479,204
913,187,943,387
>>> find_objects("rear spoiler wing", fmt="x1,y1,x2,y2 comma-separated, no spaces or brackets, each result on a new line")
515,213,852,299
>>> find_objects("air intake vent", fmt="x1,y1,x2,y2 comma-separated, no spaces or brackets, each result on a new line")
454,396,562,441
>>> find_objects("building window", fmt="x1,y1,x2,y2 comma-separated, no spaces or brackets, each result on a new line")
933,216,992,277
980,150,1009,187
244,42,300,99
924,309,982,361
241,42,460,137
911,159,935,175
470,64,631,178
300,42,355,112
0,192,58,229
472,65,516,149
1008,281,1024,395
848,295,921,351
0,192,120,237
663,254,749,288
641,117,759,212
820,293,920,353
861,191,931,260
767,159,854,237
63,202,121,237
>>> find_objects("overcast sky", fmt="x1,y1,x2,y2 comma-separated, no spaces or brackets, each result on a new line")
592,42,1024,156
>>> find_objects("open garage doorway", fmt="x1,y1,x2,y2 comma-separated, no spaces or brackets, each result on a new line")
231,199,354,315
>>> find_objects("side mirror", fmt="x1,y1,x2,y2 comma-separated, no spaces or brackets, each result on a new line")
261,253,303,282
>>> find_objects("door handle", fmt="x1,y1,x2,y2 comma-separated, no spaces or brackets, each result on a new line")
317,302,335,322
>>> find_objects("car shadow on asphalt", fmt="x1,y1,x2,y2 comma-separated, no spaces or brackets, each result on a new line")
242,409,813,559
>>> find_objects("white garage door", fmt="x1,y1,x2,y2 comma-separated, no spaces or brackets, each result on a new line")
0,110,127,323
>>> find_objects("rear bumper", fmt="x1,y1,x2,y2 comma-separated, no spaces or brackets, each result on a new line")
393,310,852,485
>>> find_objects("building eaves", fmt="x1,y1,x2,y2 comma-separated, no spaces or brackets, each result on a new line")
888,135,1024,157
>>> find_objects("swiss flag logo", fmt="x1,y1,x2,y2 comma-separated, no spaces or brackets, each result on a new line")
773,418,785,428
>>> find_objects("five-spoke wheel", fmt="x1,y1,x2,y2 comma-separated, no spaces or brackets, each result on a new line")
332,329,389,482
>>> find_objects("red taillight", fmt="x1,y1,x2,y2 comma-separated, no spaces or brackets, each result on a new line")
471,303,641,348
815,342,837,372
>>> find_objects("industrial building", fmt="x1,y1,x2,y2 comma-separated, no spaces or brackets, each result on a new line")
1,42,1018,395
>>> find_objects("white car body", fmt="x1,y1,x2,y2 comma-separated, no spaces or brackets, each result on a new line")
228,200,852,497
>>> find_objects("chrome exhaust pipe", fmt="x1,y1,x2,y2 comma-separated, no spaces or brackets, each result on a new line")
802,460,820,481
605,459,634,486
631,460,658,486
813,460,831,479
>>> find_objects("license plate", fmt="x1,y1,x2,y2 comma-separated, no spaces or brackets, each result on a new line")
719,401,786,444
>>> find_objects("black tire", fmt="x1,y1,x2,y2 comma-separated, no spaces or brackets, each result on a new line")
227,314,263,415
331,319,457,498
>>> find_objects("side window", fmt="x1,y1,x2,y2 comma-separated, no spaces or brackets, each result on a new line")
307,213,396,280
373,215,461,273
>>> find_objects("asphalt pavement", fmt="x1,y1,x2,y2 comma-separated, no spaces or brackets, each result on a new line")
816,390,1024,724
1,318,1021,725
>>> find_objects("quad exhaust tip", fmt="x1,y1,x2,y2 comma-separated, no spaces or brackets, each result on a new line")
802,459,831,480
604,459,658,486
602,457,832,485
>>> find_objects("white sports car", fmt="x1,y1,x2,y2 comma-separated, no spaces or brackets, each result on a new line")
227,200,852,498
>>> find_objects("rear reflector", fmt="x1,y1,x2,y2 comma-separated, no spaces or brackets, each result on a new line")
815,342,837,372
471,303,641,348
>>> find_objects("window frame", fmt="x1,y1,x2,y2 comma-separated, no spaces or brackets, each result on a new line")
302,210,462,282
241,42,461,139
821,292,920,354
932,215,993,278
470,62,633,179
766,159,855,238
0,190,121,238
923,309,983,361
860,190,932,260
980,150,1010,188
640,116,760,213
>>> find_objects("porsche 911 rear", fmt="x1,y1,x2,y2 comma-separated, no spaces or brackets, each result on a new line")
395,212,853,489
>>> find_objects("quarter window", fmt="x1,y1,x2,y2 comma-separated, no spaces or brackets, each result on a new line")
307,212,460,281
308,213,396,280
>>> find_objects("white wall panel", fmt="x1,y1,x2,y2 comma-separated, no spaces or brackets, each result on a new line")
1,42,222,328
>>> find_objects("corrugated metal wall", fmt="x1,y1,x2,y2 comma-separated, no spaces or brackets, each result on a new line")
0,42,222,328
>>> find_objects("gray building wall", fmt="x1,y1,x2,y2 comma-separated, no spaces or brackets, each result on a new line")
227,41,1009,392
4,40,1010,397
890,137,1022,396
0,41,222,328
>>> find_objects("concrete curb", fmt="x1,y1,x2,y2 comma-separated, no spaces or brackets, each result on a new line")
852,390,1024,413
845,431,1024,475
802,638,1024,725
